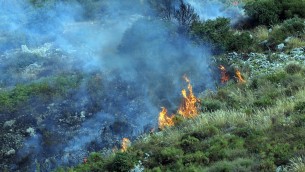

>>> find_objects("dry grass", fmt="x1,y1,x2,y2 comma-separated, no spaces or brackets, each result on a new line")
286,37,305,50
253,26,269,42
282,156,305,172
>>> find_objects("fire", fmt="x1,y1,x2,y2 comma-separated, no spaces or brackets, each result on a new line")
219,65,229,84
121,138,131,152
158,107,175,129
177,75,199,118
235,69,246,83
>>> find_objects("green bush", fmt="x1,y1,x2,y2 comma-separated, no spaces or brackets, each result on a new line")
158,147,184,164
269,26,287,45
107,152,137,172
180,136,200,153
203,99,223,112
285,63,303,74
244,0,305,26
294,101,305,114
253,96,275,108
227,32,254,52
281,0,305,19
188,126,219,141
281,17,305,36
244,0,281,26
191,18,233,53
182,151,209,165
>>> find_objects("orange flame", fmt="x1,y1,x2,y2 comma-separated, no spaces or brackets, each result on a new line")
219,65,229,84
177,75,198,118
121,138,131,152
158,107,175,129
235,69,246,83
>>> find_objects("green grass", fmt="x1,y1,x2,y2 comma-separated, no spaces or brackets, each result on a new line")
54,62,305,172
0,74,83,113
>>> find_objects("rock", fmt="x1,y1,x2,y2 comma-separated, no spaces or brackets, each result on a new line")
291,48,304,55
5,149,16,156
260,40,268,45
26,127,35,136
277,43,285,51
284,37,292,43
80,111,86,118
3,120,16,128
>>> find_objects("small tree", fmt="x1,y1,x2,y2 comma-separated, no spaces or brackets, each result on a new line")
244,0,281,26
191,17,233,53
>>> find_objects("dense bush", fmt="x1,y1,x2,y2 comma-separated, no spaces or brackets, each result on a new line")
191,18,255,53
281,17,305,36
244,0,305,26
227,32,254,52
191,18,233,53
244,0,281,26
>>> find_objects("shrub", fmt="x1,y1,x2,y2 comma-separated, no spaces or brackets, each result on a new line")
188,126,220,141
158,147,184,164
227,32,254,52
281,17,305,37
253,26,269,42
203,99,223,112
294,101,305,114
282,156,305,172
191,18,233,53
180,136,200,153
269,25,287,45
107,152,137,172
286,38,305,50
244,0,305,26
285,63,303,74
244,0,281,26
281,0,305,19
253,96,275,108
182,151,209,165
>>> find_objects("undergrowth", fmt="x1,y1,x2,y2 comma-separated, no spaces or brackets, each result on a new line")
55,63,305,172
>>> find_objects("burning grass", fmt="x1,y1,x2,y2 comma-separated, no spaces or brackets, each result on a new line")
121,138,131,152
158,107,175,129
62,63,305,172
219,65,229,84
158,75,199,129
177,75,199,118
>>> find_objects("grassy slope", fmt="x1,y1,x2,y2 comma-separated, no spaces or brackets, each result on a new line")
57,1,305,170
56,62,305,172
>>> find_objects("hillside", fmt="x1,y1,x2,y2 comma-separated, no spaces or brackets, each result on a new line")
1,0,305,171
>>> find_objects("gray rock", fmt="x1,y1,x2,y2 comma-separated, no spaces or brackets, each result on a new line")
5,149,16,156
277,43,285,51
291,48,304,55
3,120,16,128
26,127,35,136
284,37,292,43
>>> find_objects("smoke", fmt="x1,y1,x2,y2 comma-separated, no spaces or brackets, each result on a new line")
0,0,236,171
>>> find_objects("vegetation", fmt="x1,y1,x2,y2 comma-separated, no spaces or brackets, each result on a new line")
3,0,305,171
53,62,305,171
244,0,305,26
0,74,83,113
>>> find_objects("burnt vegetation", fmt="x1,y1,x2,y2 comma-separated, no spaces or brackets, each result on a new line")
1,0,305,171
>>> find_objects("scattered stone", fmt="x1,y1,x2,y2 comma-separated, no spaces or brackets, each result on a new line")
284,37,292,43
5,149,16,156
26,127,35,136
3,120,16,128
291,48,304,55
277,43,285,51
80,111,86,118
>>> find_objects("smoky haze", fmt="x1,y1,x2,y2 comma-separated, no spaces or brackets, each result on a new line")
0,0,238,171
